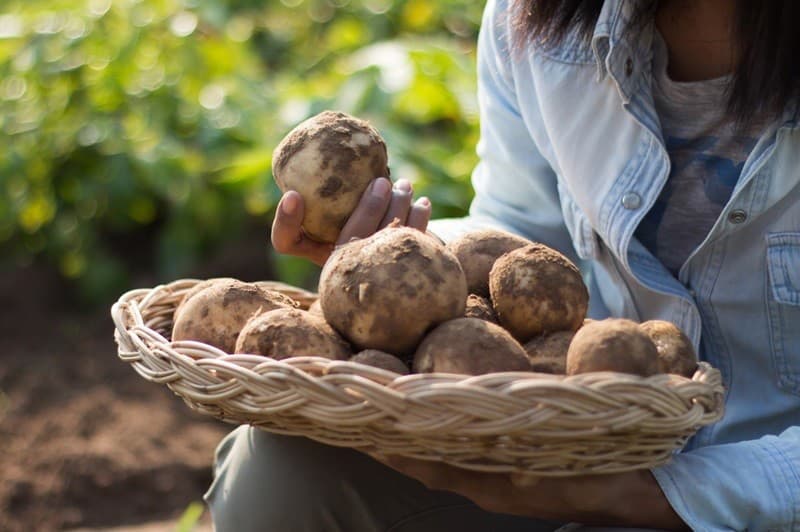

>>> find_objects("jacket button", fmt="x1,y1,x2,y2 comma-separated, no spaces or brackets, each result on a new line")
624,57,634,77
621,192,641,210
728,209,747,224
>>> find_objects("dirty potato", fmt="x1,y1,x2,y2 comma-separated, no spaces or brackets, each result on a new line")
523,330,573,374
172,280,298,353
639,320,697,377
446,229,530,297
464,294,498,323
234,307,351,360
350,350,410,375
272,111,389,243
413,318,530,375
566,319,659,377
489,244,588,342
319,225,467,355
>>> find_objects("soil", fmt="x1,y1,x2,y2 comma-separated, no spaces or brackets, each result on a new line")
0,227,299,531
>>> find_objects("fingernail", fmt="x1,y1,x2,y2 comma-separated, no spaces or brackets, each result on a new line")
394,179,412,193
416,196,431,208
282,193,298,215
372,178,391,198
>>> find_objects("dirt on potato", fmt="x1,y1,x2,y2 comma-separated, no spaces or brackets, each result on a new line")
235,308,351,360
413,318,530,375
319,226,467,356
463,294,498,323
566,319,659,377
490,244,588,342
523,330,573,374
272,111,389,243
639,320,698,377
172,280,298,353
350,350,410,375
447,229,531,297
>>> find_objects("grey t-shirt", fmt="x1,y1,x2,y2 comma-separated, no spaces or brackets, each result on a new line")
636,31,764,276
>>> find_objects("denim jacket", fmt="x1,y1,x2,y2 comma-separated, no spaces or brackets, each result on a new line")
431,0,800,529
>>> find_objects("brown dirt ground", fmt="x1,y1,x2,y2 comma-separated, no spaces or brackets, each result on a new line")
0,229,296,531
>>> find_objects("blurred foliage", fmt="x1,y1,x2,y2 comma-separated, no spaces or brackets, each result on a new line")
175,500,205,532
0,0,483,302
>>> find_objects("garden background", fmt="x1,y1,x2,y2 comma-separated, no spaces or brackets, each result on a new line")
0,0,482,529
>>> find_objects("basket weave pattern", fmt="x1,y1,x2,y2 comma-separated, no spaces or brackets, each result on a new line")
112,279,725,476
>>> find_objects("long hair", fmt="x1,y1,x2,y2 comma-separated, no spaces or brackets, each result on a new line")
511,0,800,127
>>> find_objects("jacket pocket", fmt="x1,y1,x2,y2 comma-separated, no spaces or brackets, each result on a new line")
766,232,800,395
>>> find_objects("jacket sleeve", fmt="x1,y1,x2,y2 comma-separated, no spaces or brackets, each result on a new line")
428,0,576,265
651,425,800,531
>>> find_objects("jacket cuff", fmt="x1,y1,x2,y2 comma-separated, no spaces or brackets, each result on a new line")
651,432,800,531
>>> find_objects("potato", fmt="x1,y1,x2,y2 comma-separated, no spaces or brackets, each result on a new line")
319,225,467,355
307,299,324,318
446,229,530,297
413,318,530,375
350,350,410,375
523,331,573,374
527,357,566,374
253,281,312,310
172,280,298,353
566,319,659,377
272,110,389,243
464,294,498,323
489,244,588,342
639,320,697,377
173,277,236,323
235,308,351,360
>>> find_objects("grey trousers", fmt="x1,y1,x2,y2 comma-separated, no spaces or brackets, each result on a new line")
204,426,664,532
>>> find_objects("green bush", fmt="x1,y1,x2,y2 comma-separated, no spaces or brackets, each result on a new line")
0,0,482,302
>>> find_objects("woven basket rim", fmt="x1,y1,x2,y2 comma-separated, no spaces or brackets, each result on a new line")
111,279,726,476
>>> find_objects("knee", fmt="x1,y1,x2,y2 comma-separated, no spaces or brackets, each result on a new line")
205,426,379,531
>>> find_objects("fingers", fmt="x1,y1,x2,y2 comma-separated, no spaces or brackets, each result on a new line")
378,179,414,228
337,177,392,245
271,191,334,266
510,472,542,488
407,196,431,232
273,178,432,268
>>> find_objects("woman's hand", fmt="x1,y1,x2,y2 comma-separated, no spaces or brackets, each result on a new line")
271,177,431,266
375,455,688,530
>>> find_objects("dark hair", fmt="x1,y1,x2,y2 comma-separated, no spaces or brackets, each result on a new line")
511,0,800,128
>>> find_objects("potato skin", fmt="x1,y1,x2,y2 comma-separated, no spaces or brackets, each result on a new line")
172,280,297,353
234,308,351,360
566,319,659,377
639,320,697,377
307,299,324,318
272,111,389,243
464,294,498,323
413,318,530,375
523,331,573,374
173,277,237,323
446,229,530,297
319,226,467,356
489,244,589,342
350,350,410,375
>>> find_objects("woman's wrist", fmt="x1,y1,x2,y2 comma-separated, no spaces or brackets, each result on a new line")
558,470,688,530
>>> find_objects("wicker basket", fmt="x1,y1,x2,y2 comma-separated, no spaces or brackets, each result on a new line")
111,279,725,476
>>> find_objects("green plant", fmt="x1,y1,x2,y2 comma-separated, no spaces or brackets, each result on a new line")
0,0,482,302
175,500,204,532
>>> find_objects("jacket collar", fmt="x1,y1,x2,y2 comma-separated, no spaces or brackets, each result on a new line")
590,0,653,104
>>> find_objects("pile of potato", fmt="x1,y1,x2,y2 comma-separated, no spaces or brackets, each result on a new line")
170,111,698,379
170,226,697,379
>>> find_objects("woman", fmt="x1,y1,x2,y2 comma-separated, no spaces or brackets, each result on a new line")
206,0,800,529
